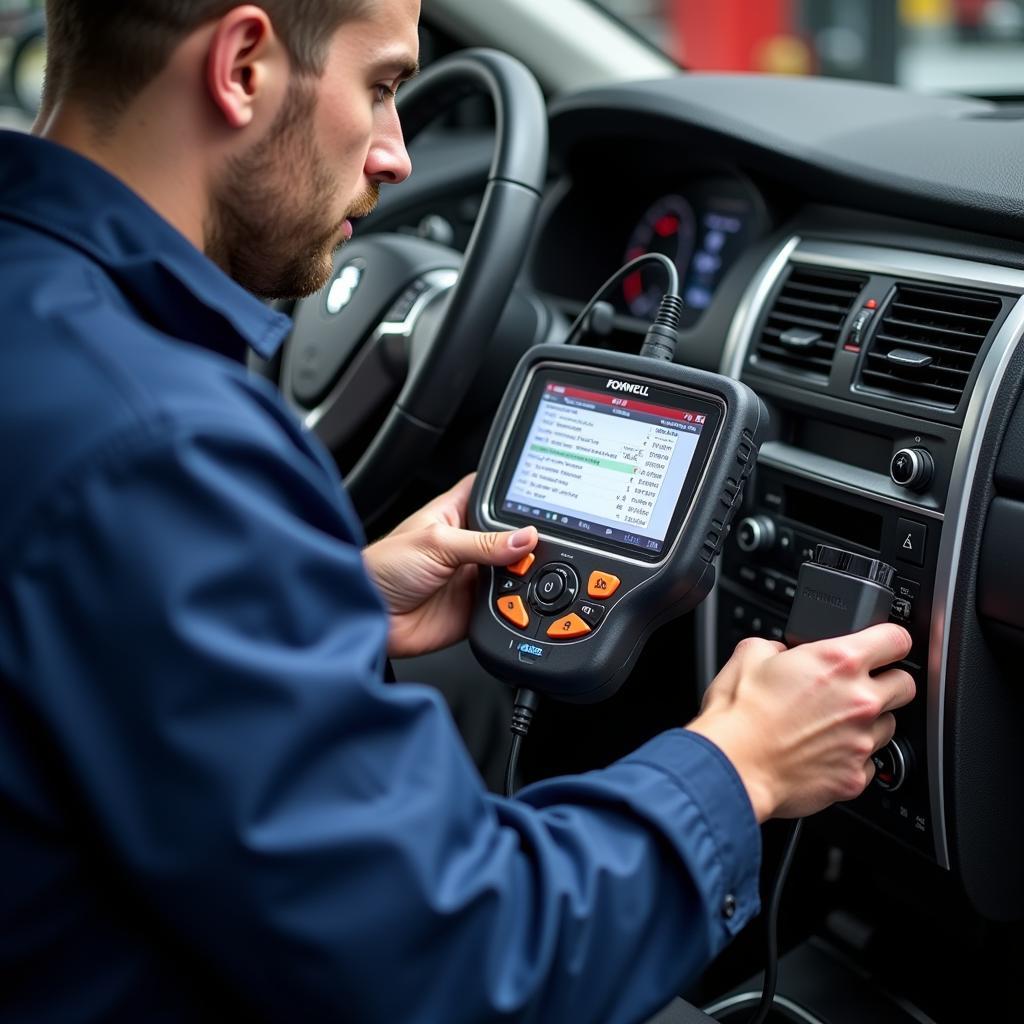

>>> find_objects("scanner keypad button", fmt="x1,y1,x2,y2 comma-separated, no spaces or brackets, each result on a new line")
576,602,605,627
506,553,536,578
536,571,565,603
496,595,530,629
529,562,578,615
587,571,621,599
546,614,591,640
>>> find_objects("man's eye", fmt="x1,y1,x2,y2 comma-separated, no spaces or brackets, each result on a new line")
375,84,396,103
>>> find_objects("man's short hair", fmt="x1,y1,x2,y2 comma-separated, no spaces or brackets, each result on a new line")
43,1,369,114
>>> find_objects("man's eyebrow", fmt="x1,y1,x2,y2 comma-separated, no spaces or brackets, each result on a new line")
373,55,421,84
394,60,421,84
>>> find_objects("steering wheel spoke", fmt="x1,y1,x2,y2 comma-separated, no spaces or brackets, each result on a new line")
302,268,459,453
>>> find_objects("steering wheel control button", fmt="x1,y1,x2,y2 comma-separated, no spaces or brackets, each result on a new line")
383,279,430,323
872,738,910,793
497,577,521,594
895,519,927,567
890,448,934,492
506,553,536,578
587,571,621,599
546,614,592,640
536,572,565,603
496,595,530,630
576,602,606,627
736,515,776,553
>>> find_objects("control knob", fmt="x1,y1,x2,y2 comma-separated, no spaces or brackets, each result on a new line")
736,516,776,553
872,736,912,793
890,448,934,492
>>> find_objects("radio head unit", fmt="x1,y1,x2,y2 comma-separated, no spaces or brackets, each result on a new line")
469,344,769,702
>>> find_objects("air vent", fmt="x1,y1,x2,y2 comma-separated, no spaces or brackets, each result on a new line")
858,284,1003,409
754,267,867,377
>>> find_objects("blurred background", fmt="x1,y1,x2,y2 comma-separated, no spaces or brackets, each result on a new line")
0,0,42,128
595,0,1024,92
2,0,1023,131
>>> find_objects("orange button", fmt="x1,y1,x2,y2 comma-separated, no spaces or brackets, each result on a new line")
546,614,592,639
496,594,530,629
506,553,536,578
587,571,621,599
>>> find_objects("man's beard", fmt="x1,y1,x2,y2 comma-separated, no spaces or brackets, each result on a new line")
205,80,378,300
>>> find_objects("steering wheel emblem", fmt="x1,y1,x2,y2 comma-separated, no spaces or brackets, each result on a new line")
325,259,365,315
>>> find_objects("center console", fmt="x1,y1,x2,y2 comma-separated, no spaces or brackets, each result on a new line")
702,237,1024,867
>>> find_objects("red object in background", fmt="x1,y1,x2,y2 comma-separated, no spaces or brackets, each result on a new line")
954,0,989,29
669,0,793,71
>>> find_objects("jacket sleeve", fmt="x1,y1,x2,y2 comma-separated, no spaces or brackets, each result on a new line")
4,413,760,1024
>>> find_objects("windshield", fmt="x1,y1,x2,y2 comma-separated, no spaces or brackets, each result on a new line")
588,0,1024,97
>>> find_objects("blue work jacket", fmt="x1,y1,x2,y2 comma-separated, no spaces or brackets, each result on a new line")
0,130,760,1023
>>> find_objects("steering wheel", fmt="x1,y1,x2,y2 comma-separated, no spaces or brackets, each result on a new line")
274,49,548,522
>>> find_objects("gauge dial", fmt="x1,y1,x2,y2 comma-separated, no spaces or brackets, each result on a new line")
622,195,697,317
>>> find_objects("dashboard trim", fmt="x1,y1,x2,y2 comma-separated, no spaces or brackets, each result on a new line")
931,291,1024,871
791,240,1024,295
698,234,800,692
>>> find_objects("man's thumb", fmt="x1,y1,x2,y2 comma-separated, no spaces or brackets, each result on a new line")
442,525,537,568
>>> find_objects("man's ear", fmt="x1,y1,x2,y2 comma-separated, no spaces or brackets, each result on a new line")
205,4,284,129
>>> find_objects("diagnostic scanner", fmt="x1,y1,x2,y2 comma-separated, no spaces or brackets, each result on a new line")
468,343,769,703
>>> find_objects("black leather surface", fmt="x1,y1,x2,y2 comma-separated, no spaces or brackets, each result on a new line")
994,391,1024,497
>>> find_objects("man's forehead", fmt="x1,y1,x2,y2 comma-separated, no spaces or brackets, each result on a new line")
347,0,420,67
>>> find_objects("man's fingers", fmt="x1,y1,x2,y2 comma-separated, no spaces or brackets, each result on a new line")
806,622,912,674
707,636,786,704
873,667,917,713
870,711,897,752
432,523,538,568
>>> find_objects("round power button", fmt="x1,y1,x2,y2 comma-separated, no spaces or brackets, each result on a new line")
536,571,565,603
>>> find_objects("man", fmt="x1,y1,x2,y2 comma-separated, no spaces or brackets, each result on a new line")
0,1,915,1021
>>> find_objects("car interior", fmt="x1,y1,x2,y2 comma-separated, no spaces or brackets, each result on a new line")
12,0,1024,1020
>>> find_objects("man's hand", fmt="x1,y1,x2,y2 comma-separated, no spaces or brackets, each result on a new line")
687,625,915,822
363,474,538,659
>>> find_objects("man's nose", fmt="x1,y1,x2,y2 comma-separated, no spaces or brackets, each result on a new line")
366,115,412,185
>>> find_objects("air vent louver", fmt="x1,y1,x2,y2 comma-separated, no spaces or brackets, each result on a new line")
755,267,867,378
858,285,1002,409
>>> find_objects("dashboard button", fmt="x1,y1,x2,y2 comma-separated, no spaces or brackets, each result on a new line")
895,519,927,567
506,553,536,578
496,595,530,629
588,571,621,599
547,614,592,639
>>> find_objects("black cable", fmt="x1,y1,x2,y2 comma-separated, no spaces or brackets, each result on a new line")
747,817,804,1024
503,688,539,798
564,252,681,353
